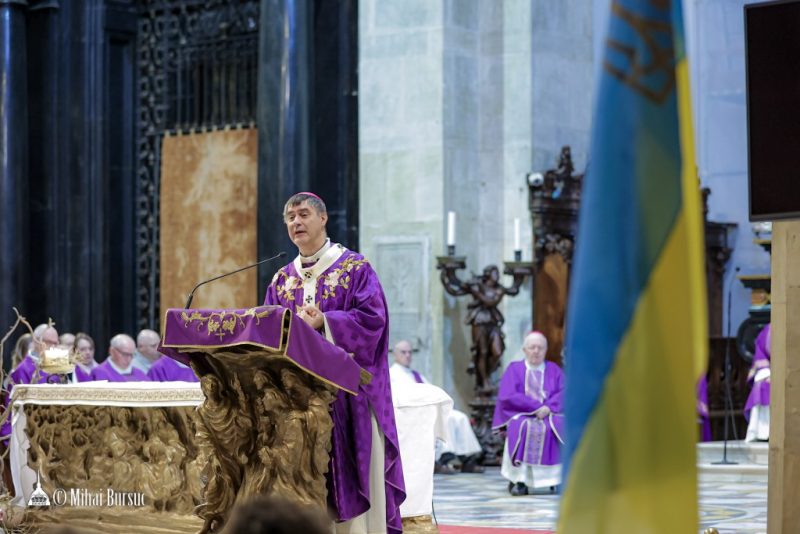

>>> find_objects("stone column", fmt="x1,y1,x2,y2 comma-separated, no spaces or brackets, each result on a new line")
257,0,311,289
0,0,29,338
768,220,800,534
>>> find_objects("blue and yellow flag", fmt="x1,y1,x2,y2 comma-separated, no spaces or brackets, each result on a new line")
559,1,706,532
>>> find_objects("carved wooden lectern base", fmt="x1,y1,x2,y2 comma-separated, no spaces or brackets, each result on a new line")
191,349,337,532
160,305,364,533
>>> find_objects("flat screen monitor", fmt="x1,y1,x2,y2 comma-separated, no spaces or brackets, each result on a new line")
745,0,800,221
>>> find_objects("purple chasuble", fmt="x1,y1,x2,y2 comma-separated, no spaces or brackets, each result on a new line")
492,360,564,467
91,360,150,382
147,355,199,382
265,247,405,533
745,324,771,420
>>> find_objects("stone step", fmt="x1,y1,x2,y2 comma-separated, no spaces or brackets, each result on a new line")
697,440,769,466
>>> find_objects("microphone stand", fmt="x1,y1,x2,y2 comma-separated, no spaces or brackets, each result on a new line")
713,267,740,465
184,252,287,309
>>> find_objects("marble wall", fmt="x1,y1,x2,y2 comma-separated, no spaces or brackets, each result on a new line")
359,0,597,409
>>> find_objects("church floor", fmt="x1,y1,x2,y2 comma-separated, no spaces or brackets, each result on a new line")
431,465,767,533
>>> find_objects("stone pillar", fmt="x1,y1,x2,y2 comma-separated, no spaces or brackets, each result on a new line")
767,220,800,534
0,1,29,339
257,0,311,289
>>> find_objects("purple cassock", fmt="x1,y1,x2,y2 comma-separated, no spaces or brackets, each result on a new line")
147,355,199,382
90,360,150,382
745,324,771,420
492,360,565,468
1,355,52,440
9,355,51,386
264,245,405,533
74,362,97,383
696,375,712,441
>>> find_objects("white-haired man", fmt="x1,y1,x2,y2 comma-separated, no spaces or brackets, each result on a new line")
389,340,484,473
131,329,162,373
91,334,150,382
493,331,564,496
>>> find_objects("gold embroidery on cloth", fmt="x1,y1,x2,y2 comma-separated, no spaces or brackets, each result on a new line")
273,271,299,303
180,307,276,340
319,257,368,300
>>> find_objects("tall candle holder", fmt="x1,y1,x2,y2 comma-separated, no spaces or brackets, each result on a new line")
436,249,534,464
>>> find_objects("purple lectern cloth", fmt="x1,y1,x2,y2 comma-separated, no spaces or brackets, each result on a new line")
492,360,564,467
160,306,361,395
745,324,771,421
265,249,405,533
147,355,199,382
697,376,712,442
90,360,150,382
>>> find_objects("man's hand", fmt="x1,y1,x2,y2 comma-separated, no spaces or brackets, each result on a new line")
535,405,551,419
298,305,325,331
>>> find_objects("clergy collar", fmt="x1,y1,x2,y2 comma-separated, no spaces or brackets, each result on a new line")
107,358,134,376
299,238,332,264
27,351,41,364
524,359,546,372
77,360,98,373
293,242,345,283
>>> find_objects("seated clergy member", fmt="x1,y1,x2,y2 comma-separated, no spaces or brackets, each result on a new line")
9,323,60,386
1,324,59,442
493,331,564,496
745,323,771,442
72,332,99,382
389,340,484,473
91,334,150,382
131,328,162,374
147,353,199,382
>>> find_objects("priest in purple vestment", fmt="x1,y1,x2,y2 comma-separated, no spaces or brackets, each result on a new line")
745,323,771,442
264,192,405,533
492,331,564,496
72,332,98,383
8,324,60,387
147,352,199,382
91,334,150,382
2,324,60,441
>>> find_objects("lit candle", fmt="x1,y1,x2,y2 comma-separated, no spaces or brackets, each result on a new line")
514,218,521,252
447,211,456,247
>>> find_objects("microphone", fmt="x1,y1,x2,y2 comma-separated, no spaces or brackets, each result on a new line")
184,252,287,309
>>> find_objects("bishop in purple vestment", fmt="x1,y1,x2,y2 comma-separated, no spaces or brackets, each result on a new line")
492,331,564,496
147,353,199,382
90,334,150,382
264,193,405,533
745,323,771,441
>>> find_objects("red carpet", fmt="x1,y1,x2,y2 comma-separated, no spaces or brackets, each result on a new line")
438,526,552,534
